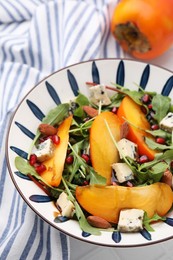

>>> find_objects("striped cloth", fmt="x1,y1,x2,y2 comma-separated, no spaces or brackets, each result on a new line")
0,0,123,259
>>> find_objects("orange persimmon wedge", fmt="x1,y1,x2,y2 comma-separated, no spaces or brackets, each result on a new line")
41,115,72,187
76,183,173,223
117,96,157,160
90,111,121,185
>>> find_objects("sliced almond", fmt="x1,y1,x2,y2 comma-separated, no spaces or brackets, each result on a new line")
120,121,129,139
38,123,57,136
161,169,173,188
87,215,112,229
83,106,98,118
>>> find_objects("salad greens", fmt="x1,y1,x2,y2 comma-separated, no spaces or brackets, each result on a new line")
15,83,173,235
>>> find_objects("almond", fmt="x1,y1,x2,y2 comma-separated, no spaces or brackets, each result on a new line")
83,106,98,118
87,215,112,229
161,169,173,188
38,123,57,136
120,121,129,139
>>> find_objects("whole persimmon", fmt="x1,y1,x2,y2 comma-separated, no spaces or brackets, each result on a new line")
111,0,173,60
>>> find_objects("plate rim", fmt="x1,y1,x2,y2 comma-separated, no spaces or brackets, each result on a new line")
5,57,173,247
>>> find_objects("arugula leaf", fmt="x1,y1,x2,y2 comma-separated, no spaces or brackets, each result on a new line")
74,201,101,235
143,212,166,231
152,94,171,122
62,177,101,235
67,141,106,185
42,103,70,126
145,137,173,150
75,92,90,106
146,129,172,139
88,167,106,185
147,162,168,182
15,156,63,191
15,156,37,175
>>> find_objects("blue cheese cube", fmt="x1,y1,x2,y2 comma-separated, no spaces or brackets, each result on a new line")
118,209,144,232
34,138,54,162
56,192,75,218
89,84,111,106
159,112,173,133
118,138,137,160
112,163,134,183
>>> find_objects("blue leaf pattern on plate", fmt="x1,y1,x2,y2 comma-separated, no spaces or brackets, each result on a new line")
15,121,35,139
140,229,151,240
26,99,45,121
67,69,79,96
161,75,173,96
165,217,173,226
10,146,28,159
29,195,53,203
112,231,121,243
116,60,124,86
54,216,69,223
82,231,91,237
14,171,31,180
45,81,61,105
92,61,100,84
140,64,150,90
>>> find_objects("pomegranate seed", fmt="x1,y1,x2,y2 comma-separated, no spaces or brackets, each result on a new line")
81,154,90,164
141,106,147,114
148,103,153,109
138,155,149,164
29,154,37,166
151,124,159,130
35,164,46,174
51,135,60,145
111,107,118,114
65,155,74,165
82,180,89,186
141,94,151,104
156,137,166,144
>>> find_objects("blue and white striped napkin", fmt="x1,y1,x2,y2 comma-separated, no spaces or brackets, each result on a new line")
0,0,123,259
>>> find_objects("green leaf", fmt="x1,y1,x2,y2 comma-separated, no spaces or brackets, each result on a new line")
15,156,62,191
146,129,172,139
89,167,106,185
74,201,101,235
61,177,101,235
145,137,173,150
75,93,90,106
143,212,166,232
152,94,171,123
42,103,70,126
15,156,36,175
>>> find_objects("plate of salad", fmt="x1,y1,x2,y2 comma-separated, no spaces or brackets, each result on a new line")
6,58,173,247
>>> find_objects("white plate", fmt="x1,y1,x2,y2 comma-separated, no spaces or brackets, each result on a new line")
6,58,173,247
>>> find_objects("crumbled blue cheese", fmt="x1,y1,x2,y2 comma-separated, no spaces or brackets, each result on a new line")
112,163,134,183
118,209,144,232
117,138,137,160
56,192,75,218
89,84,111,106
34,138,54,162
159,112,173,133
